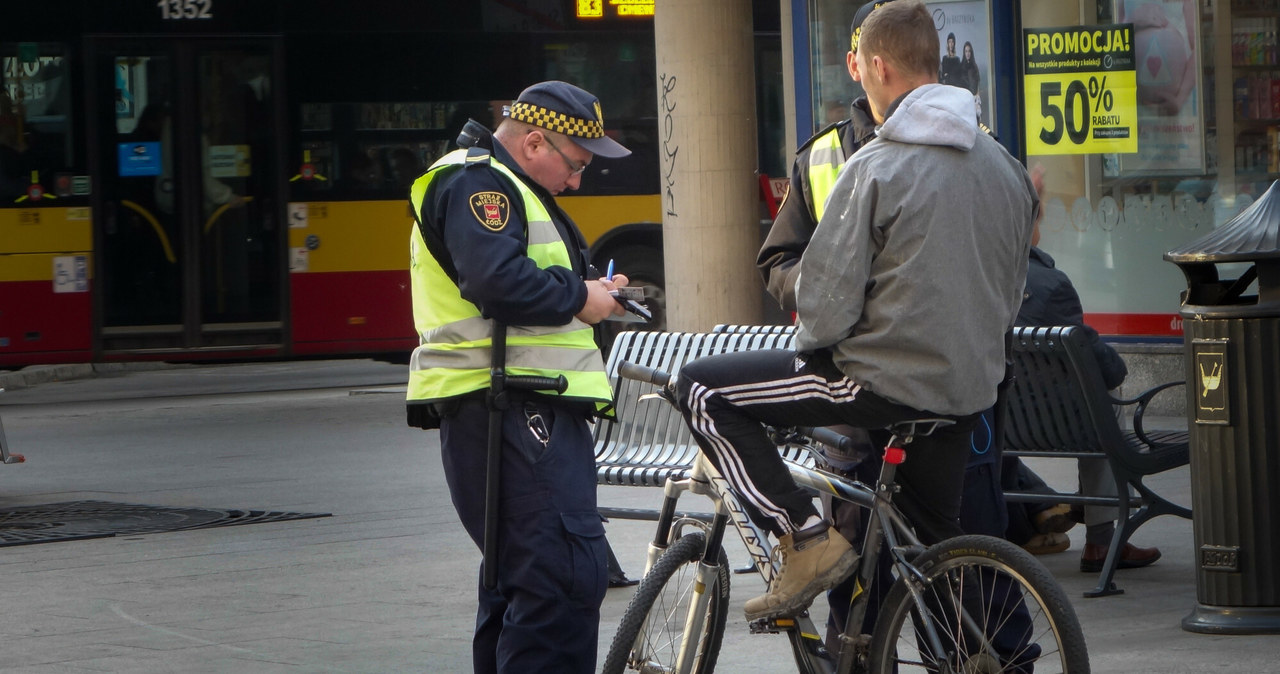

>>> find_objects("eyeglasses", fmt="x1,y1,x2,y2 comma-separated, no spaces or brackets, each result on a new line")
544,133,589,176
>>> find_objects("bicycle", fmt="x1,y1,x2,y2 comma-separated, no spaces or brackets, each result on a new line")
601,361,1090,674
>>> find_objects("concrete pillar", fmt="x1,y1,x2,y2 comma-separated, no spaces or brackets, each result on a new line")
655,0,762,331
780,0,797,161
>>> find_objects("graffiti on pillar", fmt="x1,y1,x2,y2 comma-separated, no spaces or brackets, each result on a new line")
659,72,678,217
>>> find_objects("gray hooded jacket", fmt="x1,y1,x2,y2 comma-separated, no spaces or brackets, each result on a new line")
794,83,1037,415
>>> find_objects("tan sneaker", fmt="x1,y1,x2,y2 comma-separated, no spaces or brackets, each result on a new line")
744,522,858,621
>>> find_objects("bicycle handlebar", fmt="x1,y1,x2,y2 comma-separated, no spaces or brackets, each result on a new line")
618,360,674,387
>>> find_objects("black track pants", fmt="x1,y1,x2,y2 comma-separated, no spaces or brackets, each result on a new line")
676,348,976,543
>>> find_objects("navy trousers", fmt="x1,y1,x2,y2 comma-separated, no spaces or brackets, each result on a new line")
440,397,607,674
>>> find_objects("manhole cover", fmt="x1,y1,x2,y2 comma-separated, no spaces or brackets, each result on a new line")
0,500,330,547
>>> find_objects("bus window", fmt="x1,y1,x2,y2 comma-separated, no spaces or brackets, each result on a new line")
1,43,74,204
291,100,486,198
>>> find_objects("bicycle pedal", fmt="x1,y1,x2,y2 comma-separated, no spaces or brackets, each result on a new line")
747,613,806,634
748,617,785,634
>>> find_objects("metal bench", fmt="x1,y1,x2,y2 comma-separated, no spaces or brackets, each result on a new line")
597,324,1192,597
1003,325,1191,597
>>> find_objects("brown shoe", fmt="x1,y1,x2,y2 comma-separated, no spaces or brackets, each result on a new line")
1080,542,1161,572
744,522,858,621
1032,504,1076,535
1021,532,1070,555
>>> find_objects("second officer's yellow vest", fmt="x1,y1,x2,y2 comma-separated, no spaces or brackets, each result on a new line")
406,148,612,413
806,127,846,221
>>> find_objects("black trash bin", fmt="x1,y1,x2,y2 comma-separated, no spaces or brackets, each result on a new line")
1165,180,1280,635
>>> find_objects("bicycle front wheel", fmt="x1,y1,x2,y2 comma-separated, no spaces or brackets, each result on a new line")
601,531,731,674
868,534,1089,673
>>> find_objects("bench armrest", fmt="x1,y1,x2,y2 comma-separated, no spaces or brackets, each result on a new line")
1109,380,1185,448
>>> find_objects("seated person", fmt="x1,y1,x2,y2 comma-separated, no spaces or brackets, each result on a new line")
1005,182,1161,572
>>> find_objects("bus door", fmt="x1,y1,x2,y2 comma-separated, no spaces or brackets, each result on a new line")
93,39,282,354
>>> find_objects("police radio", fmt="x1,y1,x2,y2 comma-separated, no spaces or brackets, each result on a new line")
456,119,488,149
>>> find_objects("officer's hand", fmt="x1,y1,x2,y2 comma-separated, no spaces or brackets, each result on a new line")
601,273,629,291
576,278,627,324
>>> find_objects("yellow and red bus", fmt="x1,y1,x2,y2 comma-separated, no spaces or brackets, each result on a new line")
2,1,785,368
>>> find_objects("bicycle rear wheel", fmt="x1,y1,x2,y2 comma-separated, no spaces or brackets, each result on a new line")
868,534,1089,673
601,531,731,674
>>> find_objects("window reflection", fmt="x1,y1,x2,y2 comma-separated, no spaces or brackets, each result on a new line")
1,44,74,203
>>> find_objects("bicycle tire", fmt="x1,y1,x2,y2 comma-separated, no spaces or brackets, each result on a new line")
868,534,1090,674
601,531,731,674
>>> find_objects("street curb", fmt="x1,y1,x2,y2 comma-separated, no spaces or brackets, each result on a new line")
0,362,172,391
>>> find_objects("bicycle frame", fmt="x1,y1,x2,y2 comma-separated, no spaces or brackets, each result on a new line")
608,367,1085,674
631,435,982,674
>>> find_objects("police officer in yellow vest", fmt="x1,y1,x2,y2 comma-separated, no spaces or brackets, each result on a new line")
406,81,630,674
757,1,886,313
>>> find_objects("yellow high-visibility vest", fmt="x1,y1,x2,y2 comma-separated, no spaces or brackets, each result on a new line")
406,148,612,413
807,126,846,221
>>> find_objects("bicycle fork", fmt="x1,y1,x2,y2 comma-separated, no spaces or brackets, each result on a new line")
631,467,727,674
675,513,730,674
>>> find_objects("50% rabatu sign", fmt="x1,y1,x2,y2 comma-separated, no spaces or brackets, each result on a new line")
1023,25,1138,156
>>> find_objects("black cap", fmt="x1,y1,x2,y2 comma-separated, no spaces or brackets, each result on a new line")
850,0,896,53
504,80,631,158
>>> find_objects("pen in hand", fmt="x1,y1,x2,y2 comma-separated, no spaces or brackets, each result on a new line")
605,259,615,281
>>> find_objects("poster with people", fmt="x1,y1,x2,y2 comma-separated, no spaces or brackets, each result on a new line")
1106,0,1205,175
928,0,994,129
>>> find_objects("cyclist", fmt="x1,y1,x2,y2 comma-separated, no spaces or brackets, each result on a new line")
675,0,1038,622
759,0,1015,647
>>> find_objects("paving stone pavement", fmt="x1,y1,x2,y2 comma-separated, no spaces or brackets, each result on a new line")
0,361,1276,672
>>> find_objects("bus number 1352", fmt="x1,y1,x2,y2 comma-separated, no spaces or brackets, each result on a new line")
158,0,213,20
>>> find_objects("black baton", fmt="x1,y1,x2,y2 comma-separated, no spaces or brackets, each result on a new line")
482,323,568,591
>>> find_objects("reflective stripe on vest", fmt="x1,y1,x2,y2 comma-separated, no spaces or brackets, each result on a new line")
406,149,613,412
807,127,846,222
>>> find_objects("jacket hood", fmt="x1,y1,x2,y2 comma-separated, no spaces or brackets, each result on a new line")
878,83,978,150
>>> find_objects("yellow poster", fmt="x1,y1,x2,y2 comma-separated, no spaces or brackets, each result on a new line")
1023,24,1138,156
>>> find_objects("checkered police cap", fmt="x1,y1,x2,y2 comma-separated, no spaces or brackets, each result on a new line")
850,0,896,53
505,80,631,158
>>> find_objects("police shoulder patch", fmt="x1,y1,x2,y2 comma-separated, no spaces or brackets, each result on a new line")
469,191,510,231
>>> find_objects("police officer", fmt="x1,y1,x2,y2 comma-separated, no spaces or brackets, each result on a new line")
756,1,884,311
406,81,630,674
